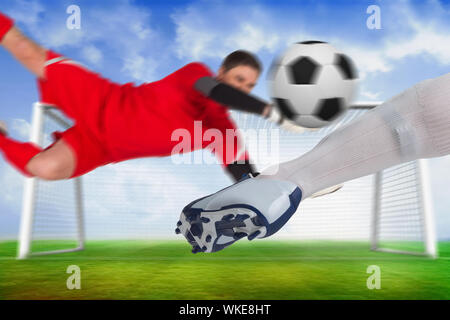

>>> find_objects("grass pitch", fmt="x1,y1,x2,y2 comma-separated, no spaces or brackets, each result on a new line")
0,240,449,300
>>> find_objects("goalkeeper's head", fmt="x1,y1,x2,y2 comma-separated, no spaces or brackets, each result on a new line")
217,50,262,94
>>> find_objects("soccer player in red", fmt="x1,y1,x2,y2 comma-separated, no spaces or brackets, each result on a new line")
0,12,293,182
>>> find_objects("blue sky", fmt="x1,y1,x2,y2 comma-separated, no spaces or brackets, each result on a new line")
0,0,450,240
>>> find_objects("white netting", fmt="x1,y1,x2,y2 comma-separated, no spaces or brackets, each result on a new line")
25,104,434,255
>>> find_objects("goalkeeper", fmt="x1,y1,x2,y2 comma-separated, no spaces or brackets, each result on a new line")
0,12,294,182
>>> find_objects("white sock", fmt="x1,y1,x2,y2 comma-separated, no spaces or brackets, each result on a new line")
261,73,450,199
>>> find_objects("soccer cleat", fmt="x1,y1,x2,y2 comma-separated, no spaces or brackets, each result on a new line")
176,174,302,253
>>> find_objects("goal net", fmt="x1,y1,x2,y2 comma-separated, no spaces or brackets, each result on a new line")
17,102,437,259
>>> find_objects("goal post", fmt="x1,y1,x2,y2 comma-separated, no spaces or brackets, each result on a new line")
17,103,85,259
371,159,437,257
16,102,438,259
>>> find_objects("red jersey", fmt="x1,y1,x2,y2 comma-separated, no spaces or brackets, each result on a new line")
104,62,248,165
38,55,248,175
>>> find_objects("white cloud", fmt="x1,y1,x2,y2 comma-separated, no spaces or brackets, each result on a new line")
81,45,103,66
173,23,217,60
171,2,285,61
8,0,450,85
341,45,392,80
0,164,24,210
385,26,450,65
342,1,450,81
6,0,45,26
171,3,222,60
121,53,159,83
224,23,279,54
171,0,450,84
11,119,31,140
359,85,382,101
7,0,160,82
8,0,85,48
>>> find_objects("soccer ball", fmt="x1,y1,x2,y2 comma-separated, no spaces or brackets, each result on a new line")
268,41,359,128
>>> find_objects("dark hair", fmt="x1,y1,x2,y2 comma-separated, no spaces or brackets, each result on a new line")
221,50,262,74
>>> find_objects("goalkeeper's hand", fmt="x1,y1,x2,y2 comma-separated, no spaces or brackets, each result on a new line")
264,104,317,133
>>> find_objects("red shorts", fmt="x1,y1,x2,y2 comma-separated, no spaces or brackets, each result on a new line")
38,51,113,178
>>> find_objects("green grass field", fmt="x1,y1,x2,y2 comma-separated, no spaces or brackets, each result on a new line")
0,240,449,300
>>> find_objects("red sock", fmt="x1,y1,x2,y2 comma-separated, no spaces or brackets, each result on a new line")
0,12,14,42
0,134,42,177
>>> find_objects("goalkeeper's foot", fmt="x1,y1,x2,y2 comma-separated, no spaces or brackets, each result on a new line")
175,174,302,253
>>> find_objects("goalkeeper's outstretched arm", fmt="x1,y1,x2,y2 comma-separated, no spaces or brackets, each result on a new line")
0,12,47,78
195,76,270,115
194,76,307,132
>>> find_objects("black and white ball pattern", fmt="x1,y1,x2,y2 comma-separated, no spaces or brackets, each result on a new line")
268,41,359,128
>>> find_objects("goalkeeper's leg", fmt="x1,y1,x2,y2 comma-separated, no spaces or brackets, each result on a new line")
261,73,450,199
0,123,110,180
0,121,76,179
176,73,450,254
0,134,75,180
